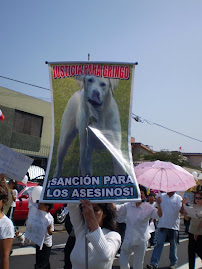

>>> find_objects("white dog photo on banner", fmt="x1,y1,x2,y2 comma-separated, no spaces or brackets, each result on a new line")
54,75,124,177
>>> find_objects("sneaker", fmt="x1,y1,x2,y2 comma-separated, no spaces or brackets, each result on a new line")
147,265,158,269
170,266,177,269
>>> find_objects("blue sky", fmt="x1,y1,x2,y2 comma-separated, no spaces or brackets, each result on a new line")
1,0,202,153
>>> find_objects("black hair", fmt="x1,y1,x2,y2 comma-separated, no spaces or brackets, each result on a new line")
139,184,147,197
148,192,156,197
196,185,202,194
9,179,17,189
44,203,53,211
96,203,117,232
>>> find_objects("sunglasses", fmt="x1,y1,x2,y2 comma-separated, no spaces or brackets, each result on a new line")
195,197,202,200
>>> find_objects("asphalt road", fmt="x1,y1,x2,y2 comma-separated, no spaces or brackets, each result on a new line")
10,221,202,269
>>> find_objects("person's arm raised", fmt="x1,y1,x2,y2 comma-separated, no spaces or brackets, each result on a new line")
67,203,85,236
80,200,99,232
156,197,162,217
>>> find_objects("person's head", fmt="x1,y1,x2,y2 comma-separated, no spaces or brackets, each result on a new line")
8,179,17,190
167,191,175,197
139,185,147,200
194,185,202,206
92,203,117,231
0,185,8,212
38,203,53,212
148,192,156,203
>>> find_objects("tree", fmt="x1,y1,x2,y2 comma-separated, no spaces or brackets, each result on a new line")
133,151,191,167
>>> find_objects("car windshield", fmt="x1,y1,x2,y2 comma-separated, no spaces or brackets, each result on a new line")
17,184,26,193
23,187,35,196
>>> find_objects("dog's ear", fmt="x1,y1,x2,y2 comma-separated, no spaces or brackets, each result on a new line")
74,76,84,89
109,79,119,93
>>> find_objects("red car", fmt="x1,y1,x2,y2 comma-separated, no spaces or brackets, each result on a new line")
13,181,66,224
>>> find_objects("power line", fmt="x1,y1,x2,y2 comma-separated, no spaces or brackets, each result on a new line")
132,113,202,143
0,75,50,91
1,75,201,143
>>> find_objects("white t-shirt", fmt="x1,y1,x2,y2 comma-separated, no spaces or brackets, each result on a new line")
157,193,182,230
8,189,18,207
0,215,15,239
43,212,54,247
116,202,159,245
11,189,18,207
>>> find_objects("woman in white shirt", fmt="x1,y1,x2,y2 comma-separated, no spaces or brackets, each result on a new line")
0,184,15,269
116,185,162,269
67,200,121,269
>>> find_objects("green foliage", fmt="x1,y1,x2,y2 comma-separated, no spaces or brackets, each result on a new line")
136,151,190,167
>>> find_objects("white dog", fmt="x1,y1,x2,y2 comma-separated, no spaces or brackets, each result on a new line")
54,75,123,177
15,231,25,246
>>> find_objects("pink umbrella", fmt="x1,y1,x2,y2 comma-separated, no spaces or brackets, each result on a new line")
134,160,196,192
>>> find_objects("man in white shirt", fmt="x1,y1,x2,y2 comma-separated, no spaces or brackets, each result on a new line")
147,192,183,269
116,185,162,269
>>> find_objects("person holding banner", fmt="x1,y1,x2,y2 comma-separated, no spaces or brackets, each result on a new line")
115,185,162,269
0,185,15,269
67,200,121,269
34,203,54,269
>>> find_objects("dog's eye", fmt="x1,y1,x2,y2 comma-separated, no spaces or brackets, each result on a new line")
88,78,93,83
100,82,106,87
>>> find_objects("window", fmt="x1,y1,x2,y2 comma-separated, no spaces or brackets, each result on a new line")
13,110,43,137
17,184,26,193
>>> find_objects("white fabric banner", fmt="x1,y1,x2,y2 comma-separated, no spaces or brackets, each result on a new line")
25,205,48,249
0,143,33,181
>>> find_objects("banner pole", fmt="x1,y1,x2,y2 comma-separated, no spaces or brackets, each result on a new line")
85,220,88,269
85,125,89,269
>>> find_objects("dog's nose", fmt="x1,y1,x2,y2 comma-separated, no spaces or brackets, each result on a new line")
92,89,100,101
88,90,102,106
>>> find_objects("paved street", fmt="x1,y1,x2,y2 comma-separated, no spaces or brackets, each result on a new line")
10,220,202,269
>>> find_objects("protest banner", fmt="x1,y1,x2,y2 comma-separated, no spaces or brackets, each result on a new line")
0,143,33,181
25,204,48,249
41,61,140,202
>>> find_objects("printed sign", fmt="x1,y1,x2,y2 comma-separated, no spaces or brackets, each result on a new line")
41,61,140,202
0,144,33,181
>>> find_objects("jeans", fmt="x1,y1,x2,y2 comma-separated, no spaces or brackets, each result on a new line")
150,228,178,267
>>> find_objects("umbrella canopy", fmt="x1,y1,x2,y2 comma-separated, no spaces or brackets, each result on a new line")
134,160,196,192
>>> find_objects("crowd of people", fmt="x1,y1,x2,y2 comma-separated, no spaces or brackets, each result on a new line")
0,172,202,269
63,185,201,269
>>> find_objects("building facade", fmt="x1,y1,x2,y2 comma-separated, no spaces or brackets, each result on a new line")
182,153,202,169
0,86,52,168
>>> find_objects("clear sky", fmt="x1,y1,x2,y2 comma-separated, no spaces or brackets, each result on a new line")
1,0,202,153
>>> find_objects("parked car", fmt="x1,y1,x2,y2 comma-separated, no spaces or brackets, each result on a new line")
13,181,66,224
